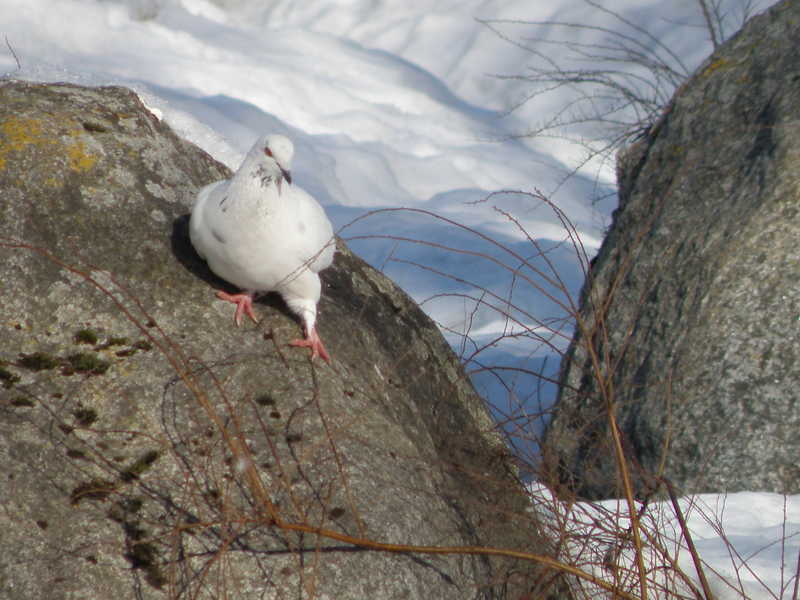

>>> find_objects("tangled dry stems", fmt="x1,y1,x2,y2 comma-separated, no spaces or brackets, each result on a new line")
1,184,788,600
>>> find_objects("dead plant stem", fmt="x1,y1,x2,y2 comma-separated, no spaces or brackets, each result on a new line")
662,478,714,600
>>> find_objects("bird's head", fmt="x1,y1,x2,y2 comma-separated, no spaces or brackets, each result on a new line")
262,134,294,187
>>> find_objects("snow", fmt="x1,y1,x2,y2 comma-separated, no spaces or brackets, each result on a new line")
533,484,800,599
0,0,787,597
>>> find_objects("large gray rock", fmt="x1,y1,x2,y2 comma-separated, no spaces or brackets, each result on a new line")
543,0,800,499
0,81,564,599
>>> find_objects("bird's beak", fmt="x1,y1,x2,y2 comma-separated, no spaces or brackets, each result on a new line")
277,167,292,195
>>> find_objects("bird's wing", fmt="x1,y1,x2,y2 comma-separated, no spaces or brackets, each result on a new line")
286,186,335,273
189,180,228,260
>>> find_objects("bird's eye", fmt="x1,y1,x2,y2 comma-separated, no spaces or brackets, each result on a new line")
264,148,273,158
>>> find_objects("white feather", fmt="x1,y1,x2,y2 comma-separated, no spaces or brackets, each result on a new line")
189,133,335,339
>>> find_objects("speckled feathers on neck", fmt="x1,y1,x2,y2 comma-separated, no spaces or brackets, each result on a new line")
232,133,295,196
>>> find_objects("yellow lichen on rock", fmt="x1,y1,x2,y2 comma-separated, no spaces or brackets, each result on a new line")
701,57,730,77
0,117,98,173
65,133,98,173
0,117,47,170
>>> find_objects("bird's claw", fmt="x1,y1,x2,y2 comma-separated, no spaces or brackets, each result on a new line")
290,326,331,363
215,290,259,326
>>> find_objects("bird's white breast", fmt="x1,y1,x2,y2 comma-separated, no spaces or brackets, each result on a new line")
190,170,334,294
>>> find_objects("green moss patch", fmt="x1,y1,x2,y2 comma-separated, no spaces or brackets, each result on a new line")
109,497,166,590
96,336,130,350
255,394,275,406
113,339,152,357
125,542,166,589
17,351,110,376
74,328,99,345
64,353,110,376
119,450,160,482
0,365,20,388
72,407,98,427
10,396,34,407
18,352,60,371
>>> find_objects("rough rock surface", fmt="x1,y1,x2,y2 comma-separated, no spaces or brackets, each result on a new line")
0,81,564,599
543,0,800,499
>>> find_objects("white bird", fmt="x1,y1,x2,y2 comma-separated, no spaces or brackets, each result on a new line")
189,134,335,362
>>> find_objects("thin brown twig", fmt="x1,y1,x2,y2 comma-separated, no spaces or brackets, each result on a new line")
605,396,649,600
5,35,21,70
4,236,643,599
662,477,714,600
263,517,641,600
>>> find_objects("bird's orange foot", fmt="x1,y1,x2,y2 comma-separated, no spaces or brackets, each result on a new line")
290,326,331,363
216,290,258,327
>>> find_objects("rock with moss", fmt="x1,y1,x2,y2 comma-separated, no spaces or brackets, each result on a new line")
544,0,800,499
0,81,566,599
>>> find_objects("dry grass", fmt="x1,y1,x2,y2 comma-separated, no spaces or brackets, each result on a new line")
2,183,794,599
